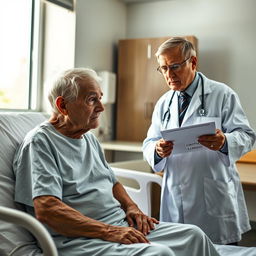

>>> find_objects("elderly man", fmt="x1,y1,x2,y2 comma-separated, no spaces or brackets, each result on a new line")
143,37,256,245
13,68,219,256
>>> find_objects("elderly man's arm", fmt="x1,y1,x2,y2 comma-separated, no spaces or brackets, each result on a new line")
112,182,159,236
33,195,149,244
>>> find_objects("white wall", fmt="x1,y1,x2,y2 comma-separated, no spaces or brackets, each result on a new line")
75,0,126,140
126,0,256,136
75,0,126,71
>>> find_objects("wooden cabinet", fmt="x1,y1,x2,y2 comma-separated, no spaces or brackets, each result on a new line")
116,36,198,142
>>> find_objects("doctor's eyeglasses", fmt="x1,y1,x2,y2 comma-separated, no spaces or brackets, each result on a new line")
157,57,191,74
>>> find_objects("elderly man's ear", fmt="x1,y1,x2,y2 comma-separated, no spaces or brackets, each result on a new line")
55,96,68,115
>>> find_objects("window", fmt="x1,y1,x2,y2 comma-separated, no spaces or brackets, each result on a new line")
0,0,38,110
0,0,75,111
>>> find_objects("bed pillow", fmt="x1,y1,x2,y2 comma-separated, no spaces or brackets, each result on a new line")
0,112,47,256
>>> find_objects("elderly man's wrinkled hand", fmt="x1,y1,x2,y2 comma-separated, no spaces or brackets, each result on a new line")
125,204,159,236
103,225,149,244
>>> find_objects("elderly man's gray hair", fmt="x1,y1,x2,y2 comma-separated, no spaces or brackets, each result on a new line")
48,68,101,114
155,37,196,59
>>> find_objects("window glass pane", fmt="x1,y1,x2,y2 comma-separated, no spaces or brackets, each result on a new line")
0,0,32,109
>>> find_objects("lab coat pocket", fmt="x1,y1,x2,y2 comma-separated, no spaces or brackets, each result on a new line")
204,177,236,218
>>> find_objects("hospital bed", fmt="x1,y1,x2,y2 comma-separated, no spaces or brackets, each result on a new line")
0,111,255,256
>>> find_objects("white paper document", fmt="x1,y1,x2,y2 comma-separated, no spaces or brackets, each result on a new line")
160,122,216,155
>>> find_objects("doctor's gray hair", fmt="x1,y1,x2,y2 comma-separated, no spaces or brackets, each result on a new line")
155,37,196,59
48,68,102,114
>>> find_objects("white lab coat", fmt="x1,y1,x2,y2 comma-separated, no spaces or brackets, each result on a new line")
143,72,256,244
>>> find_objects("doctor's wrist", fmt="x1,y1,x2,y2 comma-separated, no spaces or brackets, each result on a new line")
154,150,163,165
219,136,228,155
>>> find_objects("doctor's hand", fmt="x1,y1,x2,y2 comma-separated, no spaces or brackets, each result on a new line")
198,129,226,151
155,139,173,158
126,204,159,236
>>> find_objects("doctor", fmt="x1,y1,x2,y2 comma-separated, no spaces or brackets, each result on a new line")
143,37,256,245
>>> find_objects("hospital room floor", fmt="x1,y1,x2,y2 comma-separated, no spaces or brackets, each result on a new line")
238,229,256,247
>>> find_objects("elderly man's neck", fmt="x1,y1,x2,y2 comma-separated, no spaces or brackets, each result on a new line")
49,114,89,139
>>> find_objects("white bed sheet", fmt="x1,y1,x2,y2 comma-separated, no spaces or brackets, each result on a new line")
215,244,256,256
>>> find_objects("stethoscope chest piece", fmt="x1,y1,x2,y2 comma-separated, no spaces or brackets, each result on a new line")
198,108,206,117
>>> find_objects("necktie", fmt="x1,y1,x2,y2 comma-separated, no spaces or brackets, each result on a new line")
179,92,190,126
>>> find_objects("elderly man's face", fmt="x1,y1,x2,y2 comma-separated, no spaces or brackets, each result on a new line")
65,79,104,132
158,46,197,91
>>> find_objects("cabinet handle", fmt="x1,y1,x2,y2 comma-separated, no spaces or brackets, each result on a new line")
147,44,152,59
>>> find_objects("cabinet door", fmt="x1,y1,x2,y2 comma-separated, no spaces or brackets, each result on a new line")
116,36,197,142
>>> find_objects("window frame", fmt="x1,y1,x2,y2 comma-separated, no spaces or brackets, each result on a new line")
46,0,74,11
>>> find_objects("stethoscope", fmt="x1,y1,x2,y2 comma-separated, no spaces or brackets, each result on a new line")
162,73,205,127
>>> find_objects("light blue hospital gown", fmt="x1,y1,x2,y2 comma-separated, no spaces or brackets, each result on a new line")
13,122,220,256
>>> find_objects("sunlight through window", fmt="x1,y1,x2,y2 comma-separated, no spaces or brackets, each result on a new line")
0,0,32,109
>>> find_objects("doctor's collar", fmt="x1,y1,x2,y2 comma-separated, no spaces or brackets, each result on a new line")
178,72,199,97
